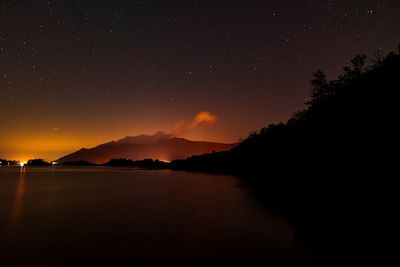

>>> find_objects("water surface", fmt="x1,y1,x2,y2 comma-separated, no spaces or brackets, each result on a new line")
0,167,315,266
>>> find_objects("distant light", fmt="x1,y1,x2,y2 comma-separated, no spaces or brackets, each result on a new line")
52,161,58,165
19,162,25,167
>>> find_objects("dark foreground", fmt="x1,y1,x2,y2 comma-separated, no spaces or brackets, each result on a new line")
0,167,315,267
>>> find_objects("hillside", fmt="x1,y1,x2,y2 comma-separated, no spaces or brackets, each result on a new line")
171,52,398,177
170,50,399,266
57,132,237,163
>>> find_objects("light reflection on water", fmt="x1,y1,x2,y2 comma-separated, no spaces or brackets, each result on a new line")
7,166,26,239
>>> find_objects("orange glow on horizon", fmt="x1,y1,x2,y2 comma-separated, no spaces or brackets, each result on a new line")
0,111,240,162
0,134,110,162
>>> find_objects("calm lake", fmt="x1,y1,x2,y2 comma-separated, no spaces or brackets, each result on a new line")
0,167,315,266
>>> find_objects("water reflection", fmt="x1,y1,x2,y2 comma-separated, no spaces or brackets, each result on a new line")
0,167,316,266
8,166,26,238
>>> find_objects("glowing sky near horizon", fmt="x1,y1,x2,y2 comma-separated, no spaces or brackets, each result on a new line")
1,0,400,161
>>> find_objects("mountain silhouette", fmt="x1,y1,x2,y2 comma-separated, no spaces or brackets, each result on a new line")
57,132,237,163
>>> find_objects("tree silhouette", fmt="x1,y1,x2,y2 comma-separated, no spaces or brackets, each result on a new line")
169,47,400,266
26,159,51,166
308,70,328,105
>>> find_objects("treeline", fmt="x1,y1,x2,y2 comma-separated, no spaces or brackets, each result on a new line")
26,159,52,166
0,158,20,166
60,158,169,169
167,50,399,212
102,158,169,169
1,157,170,169
169,49,399,266
171,50,399,178
0,158,53,166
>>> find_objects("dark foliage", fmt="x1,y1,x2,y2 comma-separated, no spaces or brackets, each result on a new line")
58,158,169,169
61,161,98,166
0,158,19,166
103,158,135,166
170,49,399,266
26,159,52,166
103,158,169,169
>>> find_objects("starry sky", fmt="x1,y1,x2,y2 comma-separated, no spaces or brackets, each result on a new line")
1,0,399,161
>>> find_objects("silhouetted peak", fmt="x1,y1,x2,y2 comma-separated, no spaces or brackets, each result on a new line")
112,131,173,145
153,131,173,139
57,132,236,163
170,137,188,142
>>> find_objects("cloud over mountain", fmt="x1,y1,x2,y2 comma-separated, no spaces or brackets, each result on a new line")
172,111,217,135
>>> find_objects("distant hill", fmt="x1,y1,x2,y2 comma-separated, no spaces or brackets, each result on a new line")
57,132,237,163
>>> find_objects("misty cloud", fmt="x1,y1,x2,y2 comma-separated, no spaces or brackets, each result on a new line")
172,111,217,135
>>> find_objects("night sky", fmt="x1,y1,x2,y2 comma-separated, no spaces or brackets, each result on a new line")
1,0,399,161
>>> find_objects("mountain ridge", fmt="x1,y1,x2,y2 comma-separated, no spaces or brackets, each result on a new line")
57,132,237,163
